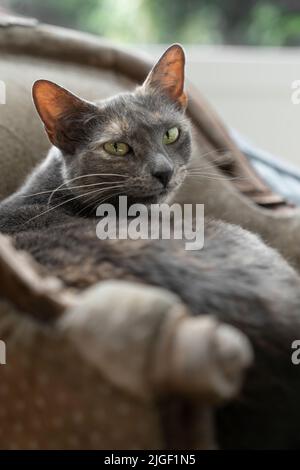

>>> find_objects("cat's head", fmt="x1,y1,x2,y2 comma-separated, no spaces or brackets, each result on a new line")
32,44,191,208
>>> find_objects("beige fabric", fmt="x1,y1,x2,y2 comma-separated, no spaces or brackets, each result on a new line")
0,299,161,450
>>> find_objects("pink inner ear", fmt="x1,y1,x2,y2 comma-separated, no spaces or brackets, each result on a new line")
144,45,187,107
34,82,73,125
33,81,76,146
33,80,90,145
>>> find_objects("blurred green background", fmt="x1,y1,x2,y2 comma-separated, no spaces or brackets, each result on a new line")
2,0,300,46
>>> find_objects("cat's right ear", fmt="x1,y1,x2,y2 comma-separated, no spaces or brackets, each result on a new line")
32,80,96,153
142,44,187,109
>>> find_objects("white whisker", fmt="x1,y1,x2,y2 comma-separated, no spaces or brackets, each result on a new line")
185,174,247,182
75,185,126,216
20,173,128,200
23,185,125,226
47,173,129,206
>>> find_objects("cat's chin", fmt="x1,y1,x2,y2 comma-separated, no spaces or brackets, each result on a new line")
127,190,170,206
92,189,171,212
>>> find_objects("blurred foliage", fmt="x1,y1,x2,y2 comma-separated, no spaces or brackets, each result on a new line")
4,0,300,45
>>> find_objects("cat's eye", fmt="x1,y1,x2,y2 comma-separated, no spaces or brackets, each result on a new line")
163,127,179,145
103,142,130,156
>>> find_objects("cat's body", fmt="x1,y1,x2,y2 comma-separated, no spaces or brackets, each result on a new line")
1,45,300,448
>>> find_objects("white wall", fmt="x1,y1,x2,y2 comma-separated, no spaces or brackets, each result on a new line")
146,45,300,167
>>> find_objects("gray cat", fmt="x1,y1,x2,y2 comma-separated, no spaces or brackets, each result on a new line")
1,44,300,449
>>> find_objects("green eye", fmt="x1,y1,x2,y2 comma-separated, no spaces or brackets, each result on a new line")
163,127,179,145
104,142,129,156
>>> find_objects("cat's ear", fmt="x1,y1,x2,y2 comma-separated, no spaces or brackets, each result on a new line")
143,44,187,109
32,80,96,153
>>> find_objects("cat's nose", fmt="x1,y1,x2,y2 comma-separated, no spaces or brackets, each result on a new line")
151,157,174,188
153,168,173,188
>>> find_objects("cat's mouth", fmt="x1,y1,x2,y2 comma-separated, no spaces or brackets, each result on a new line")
93,184,174,210
128,178,184,205
127,189,169,205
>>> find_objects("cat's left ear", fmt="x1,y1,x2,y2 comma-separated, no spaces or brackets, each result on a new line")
32,80,97,154
143,44,187,109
